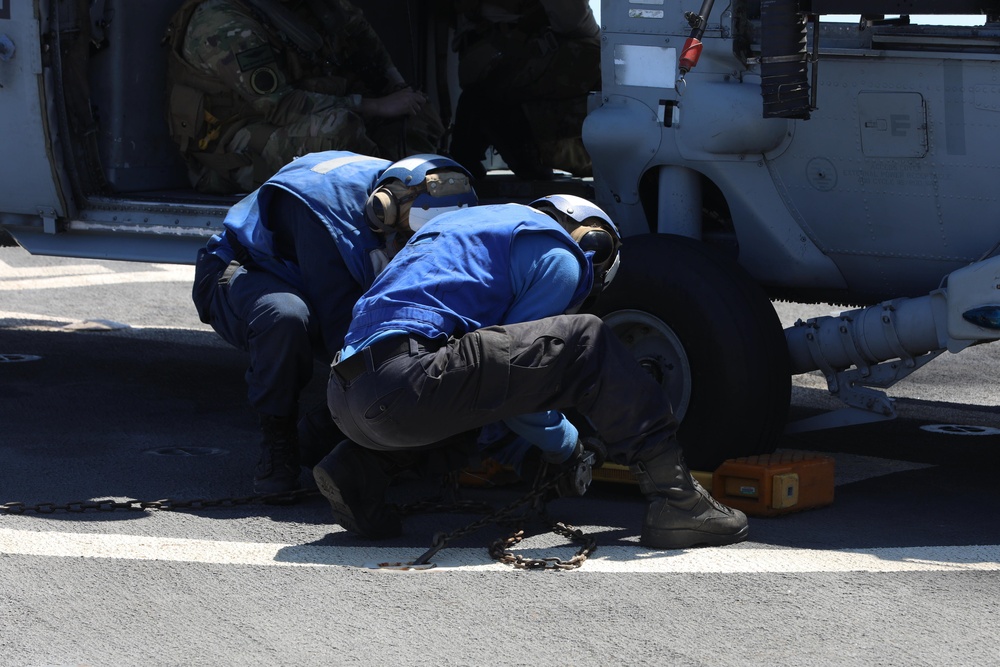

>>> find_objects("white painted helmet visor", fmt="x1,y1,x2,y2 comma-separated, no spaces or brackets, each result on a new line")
408,204,466,232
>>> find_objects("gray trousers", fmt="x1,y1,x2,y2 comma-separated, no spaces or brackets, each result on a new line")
327,314,677,466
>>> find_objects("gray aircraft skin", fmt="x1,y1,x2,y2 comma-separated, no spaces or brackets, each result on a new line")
1,0,998,467
584,1,1000,465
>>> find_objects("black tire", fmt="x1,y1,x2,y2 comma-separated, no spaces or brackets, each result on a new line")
592,233,791,470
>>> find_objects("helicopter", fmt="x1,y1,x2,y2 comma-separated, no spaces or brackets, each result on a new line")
2,0,998,468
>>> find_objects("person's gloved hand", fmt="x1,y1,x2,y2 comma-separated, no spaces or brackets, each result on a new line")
580,436,608,468
538,437,608,498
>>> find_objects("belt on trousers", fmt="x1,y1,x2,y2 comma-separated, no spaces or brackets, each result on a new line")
332,335,432,383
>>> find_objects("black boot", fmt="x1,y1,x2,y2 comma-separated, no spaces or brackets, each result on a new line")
630,446,749,549
313,440,402,539
254,414,301,497
297,404,345,469
487,105,552,181
449,93,490,180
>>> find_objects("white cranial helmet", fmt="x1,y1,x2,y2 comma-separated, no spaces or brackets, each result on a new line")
366,154,479,234
530,194,622,292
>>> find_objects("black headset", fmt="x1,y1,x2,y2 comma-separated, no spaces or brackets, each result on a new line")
571,225,617,274
569,221,620,285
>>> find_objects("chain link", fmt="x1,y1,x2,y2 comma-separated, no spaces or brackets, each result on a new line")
410,472,596,570
489,521,597,571
1,468,596,570
0,489,320,515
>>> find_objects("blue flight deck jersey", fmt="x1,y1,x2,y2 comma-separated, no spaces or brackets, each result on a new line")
342,203,596,462
204,151,390,289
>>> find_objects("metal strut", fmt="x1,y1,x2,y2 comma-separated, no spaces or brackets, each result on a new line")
785,296,949,434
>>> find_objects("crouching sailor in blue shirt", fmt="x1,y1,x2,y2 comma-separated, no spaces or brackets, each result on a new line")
191,151,477,497
318,194,749,550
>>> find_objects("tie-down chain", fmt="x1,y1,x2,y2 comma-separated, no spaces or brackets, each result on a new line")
0,460,597,570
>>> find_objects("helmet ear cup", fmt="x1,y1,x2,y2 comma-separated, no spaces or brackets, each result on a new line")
365,187,399,232
571,225,616,272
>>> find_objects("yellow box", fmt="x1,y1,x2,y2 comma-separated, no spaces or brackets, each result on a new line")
592,463,714,491
594,463,712,493
712,451,835,517
592,462,638,485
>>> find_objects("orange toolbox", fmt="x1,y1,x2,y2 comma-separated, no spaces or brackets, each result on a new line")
711,451,835,517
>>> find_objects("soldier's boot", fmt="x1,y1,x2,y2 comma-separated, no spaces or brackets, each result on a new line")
500,142,553,181
254,414,302,498
542,136,593,177
487,106,552,181
313,440,402,539
449,94,490,180
630,446,749,549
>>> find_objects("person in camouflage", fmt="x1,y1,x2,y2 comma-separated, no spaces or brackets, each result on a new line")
444,0,601,180
165,0,444,194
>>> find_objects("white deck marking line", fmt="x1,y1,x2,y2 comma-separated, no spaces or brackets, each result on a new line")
819,451,935,487
0,310,80,325
0,310,210,332
1,529,997,572
0,264,193,290
0,262,114,278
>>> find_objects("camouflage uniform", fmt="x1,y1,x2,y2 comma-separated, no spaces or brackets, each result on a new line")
446,0,601,179
165,0,443,194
